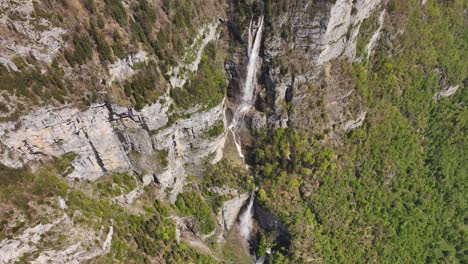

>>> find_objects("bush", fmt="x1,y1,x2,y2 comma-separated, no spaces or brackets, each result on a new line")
171,42,226,110
132,0,157,42
104,0,127,26
111,31,126,59
204,119,224,138
122,61,163,109
175,191,215,234
65,34,93,66
257,188,267,201
90,22,112,62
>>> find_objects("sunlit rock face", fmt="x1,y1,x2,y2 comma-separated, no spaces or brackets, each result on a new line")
0,99,226,201
0,0,66,67
266,0,382,64
263,0,382,130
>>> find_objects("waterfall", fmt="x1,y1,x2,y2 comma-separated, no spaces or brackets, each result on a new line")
247,19,253,55
239,192,255,241
229,16,264,159
255,256,266,264
241,16,263,106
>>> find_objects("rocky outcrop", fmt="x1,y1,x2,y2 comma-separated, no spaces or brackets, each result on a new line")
0,98,226,200
364,9,386,58
317,0,383,64
344,111,367,132
434,85,460,100
0,0,66,66
0,197,113,264
263,0,382,130
108,51,148,83
0,104,131,180
219,193,249,231
265,0,382,64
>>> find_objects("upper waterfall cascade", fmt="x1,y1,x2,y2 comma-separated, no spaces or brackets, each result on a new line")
229,16,264,159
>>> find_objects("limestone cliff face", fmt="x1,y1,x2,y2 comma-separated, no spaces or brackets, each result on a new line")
263,0,383,132
0,0,66,67
0,99,226,201
279,0,382,64
0,0,384,187
0,1,231,262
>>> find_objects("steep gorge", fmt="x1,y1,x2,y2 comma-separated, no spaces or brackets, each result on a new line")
0,0,466,263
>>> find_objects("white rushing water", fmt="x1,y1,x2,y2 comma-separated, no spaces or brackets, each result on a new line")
239,192,255,241
255,255,266,264
229,16,264,159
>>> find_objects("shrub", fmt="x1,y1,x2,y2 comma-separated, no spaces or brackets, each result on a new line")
122,61,163,109
175,191,215,234
0,102,8,112
104,0,127,26
204,119,224,138
90,22,112,62
65,34,93,66
171,42,226,110
257,188,267,201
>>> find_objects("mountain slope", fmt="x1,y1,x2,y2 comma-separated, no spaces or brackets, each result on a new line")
0,0,466,263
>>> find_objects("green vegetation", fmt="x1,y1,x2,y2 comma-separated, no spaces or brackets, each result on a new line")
202,159,251,193
0,154,219,263
64,34,93,66
82,0,96,14
0,63,68,106
170,42,226,110
104,0,128,26
251,0,467,263
11,55,26,70
153,0,200,65
252,128,334,182
0,153,74,239
204,119,225,138
175,191,216,234
122,61,164,110
155,149,169,168
201,159,252,210
111,31,126,59
165,112,192,127
93,172,139,198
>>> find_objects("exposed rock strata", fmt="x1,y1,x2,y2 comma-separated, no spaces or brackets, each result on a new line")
0,100,226,200
0,0,66,65
108,51,148,83
264,0,382,130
